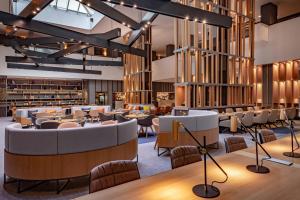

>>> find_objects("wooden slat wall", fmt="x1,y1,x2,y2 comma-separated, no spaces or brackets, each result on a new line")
123,28,152,104
254,60,300,108
174,0,255,109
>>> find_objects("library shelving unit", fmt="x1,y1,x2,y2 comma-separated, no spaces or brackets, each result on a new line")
0,76,6,117
6,78,88,108
254,59,300,108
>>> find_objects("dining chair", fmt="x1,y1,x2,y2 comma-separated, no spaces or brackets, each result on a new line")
89,160,140,194
224,137,248,153
58,122,80,129
74,110,86,121
235,108,244,112
89,110,100,122
40,120,60,129
35,117,48,129
137,115,154,138
225,108,234,113
253,110,269,129
116,115,130,123
267,109,280,128
170,146,202,169
247,107,254,111
99,112,114,122
259,129,277,144
239,111,254,132
286,107,297,121
152,118,159,149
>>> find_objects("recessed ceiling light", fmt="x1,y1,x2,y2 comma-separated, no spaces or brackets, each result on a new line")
133,4,137,8
87,3,91,6
202,20,206,24
36,7,40,11
120,1,124,5
32,10,37,14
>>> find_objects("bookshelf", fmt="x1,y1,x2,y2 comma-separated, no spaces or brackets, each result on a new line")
6,78,87,108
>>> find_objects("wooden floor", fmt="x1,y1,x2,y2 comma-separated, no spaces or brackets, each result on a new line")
75,135,300,200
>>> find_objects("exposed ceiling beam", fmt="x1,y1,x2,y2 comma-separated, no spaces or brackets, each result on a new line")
19,0,53,19
7,63,102,75
80,0,140,30
9,28,121,47
0,11,146,57
100,0,232,28
47,28,122,59
126,12,158,46
6,56,123,66
92,28,122,40
48,43,90,58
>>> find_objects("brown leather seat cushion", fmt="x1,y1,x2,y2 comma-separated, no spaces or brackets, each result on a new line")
170,146,202,169
260,129,277,143
225,137,247,153
89,160,140,193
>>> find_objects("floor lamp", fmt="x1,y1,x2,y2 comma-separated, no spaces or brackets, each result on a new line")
173,121,228,198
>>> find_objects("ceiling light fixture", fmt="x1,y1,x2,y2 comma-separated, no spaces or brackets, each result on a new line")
36,7,40,11
87,3,91,6
122,22,126,25
185,16,189,20
202,20,206,24
32,10,37,15
133,4,137,8
120,1,124,5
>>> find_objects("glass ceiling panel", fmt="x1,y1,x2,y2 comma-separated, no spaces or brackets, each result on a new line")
68,0,80,12
56,0,68,10
13,0,113,30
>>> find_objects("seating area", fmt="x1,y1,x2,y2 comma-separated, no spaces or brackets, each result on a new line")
1,0,300,199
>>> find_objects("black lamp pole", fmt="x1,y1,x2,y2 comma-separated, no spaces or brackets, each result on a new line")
283,114,300,158
245,126,270,174
179,122,228,198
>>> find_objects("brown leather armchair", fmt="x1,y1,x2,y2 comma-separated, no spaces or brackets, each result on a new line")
224,137,247,153
89,160,140,193
259,129,277,143
170,146,202,169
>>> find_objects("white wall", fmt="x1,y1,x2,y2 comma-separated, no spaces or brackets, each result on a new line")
255,17,300,65
0,46,124,80
152,55,176,82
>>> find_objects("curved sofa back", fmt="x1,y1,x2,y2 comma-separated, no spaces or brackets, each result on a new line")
5,119,137,156
159,110,218,132
16,107,62,118
71,105,111,114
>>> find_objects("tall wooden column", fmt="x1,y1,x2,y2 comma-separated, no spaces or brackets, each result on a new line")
123,27,152,105
174,0,255,109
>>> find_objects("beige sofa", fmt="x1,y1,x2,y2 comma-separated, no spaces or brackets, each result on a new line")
157,110,219,152
4,119,137,181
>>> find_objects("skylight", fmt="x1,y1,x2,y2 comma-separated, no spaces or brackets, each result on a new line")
12,0,112,30
50,0,95,16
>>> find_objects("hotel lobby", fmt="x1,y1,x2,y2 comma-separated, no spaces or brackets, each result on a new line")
0,0,300,199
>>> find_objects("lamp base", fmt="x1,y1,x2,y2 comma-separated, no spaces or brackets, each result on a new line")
192,184,220,198
283,152,300,158
246,165,270,174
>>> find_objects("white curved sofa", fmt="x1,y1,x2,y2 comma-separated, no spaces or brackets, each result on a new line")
16,107,62,120
157,110,219,150
4,119,137,181
71,105,111,114
15,105,111,122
